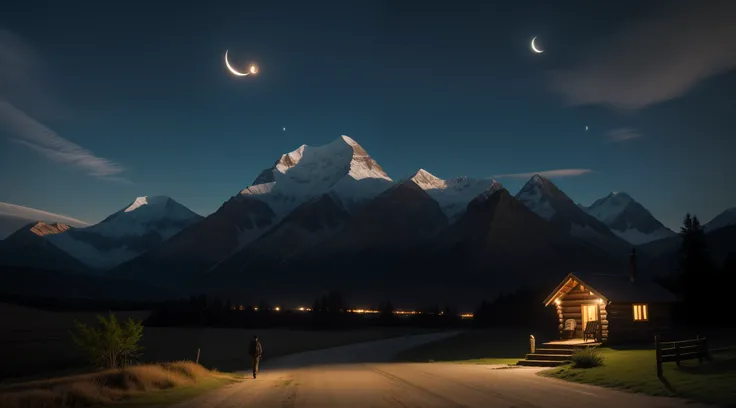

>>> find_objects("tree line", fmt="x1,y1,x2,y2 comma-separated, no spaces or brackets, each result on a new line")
144,290,471,330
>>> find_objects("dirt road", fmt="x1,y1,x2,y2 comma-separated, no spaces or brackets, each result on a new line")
169,332,707,408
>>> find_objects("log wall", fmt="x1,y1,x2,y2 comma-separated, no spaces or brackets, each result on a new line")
555,282,608,341
606,302,673,344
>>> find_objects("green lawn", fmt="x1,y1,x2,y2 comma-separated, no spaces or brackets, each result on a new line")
542,348,736,406
113,374,241,407
393,329,530,365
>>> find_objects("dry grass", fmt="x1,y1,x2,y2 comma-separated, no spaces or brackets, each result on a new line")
0,361,234,408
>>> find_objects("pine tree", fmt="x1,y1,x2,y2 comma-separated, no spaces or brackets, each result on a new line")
678,213,714,322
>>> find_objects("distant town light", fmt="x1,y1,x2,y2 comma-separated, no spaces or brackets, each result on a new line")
253,306,259,311
274,306,281,311
298,307,305,311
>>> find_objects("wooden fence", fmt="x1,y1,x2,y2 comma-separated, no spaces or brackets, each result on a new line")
654,335,710,378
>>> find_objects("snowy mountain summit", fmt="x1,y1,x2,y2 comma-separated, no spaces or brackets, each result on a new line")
585,192,676,245
515,175,627,251
240,135,393,213
48,196,203,269
515,174,561,220
410,169,502,220
96,195,202,235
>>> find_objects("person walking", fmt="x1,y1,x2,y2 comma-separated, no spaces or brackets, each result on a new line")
248,334,263,378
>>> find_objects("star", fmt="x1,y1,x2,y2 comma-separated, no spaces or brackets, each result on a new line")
283,127,286,131
585,126,589,131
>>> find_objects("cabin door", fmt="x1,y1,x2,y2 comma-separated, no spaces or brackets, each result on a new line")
581,304,598,334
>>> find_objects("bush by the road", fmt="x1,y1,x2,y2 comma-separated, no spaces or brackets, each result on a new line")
570,347,604,368
71,313,144,369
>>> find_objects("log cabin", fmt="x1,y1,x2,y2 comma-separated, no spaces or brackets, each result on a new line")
542,250,679,344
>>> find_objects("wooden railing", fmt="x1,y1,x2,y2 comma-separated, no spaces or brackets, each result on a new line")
655,335,710,378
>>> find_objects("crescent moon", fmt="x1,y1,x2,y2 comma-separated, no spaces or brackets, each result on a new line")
531,37,544,54
224,50,256,76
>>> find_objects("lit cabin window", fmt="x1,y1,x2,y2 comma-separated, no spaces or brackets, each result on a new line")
633,304,648,321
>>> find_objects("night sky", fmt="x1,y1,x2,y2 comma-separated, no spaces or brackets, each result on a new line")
1,0,735,229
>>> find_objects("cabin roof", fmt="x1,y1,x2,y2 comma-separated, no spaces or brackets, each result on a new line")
543,271,679,306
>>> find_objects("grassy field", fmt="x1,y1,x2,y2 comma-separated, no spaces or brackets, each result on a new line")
394,328,545,365
0,303,439,381
0,361,240,408
542,348,736,406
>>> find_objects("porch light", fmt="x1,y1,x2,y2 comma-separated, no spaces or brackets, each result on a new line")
598,298,603,304
554,298,561,305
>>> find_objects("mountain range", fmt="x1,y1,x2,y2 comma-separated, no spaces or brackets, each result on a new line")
2,136,735,307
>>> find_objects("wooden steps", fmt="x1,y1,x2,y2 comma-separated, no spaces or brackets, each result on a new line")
525,353,572,361
517,359,568,367
541,341,601,349
515,340,601,367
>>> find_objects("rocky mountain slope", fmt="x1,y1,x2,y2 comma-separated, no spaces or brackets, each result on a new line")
585,192,677,245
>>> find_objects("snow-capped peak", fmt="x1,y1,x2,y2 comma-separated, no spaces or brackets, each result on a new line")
409,168,503,220
240,135,393,214
585,192,675,245
340,134,360,147
515,174,559,220
102,195,201,228
531,174,545,183
586,192,634,224
124,196,171,213
411,168,447,190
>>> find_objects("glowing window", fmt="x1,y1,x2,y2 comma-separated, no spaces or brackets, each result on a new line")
633,304,648,321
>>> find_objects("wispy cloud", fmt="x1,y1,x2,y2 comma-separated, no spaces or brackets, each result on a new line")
0,30,128,182
606,127,642,143
0,201,89,227
0,101,127,181
493,169,594,179
548,2,736,110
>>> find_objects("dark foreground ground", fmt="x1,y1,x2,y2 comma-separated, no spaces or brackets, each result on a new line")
169,333,707,408
0,303,438,381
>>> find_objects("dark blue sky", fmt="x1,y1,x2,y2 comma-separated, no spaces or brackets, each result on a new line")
1,0,735,229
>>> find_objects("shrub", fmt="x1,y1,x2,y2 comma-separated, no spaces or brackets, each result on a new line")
70,312,144,369
570,347,604,368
